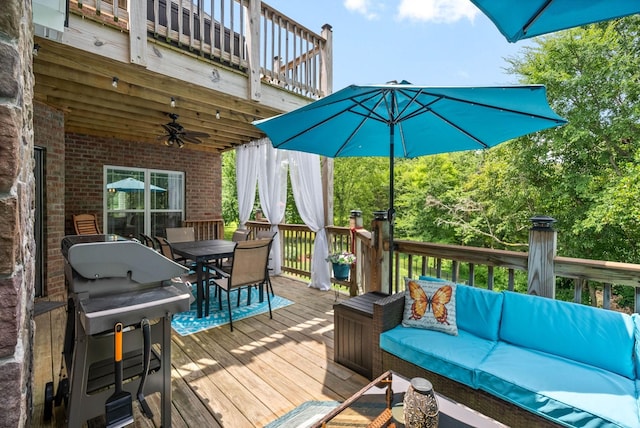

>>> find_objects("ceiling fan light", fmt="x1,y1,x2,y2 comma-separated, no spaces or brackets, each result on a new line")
177,140,184,148
164,139,172,146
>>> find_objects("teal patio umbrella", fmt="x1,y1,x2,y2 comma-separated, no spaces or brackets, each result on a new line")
253,82,567,293
107,177,166,192
471,0,640,42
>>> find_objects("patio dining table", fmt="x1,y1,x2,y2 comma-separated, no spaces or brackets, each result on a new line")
171,239,236,318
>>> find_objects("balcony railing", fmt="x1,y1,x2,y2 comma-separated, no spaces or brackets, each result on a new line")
69,0,329,99
242,220,640,314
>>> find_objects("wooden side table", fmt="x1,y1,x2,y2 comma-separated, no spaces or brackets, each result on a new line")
333,292,388,379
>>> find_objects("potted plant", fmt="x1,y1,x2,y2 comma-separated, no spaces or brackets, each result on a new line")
326,251,356,280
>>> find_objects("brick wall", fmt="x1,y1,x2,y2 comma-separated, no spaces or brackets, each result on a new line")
64,134,222,235
33,102,66,299
0,0,34,426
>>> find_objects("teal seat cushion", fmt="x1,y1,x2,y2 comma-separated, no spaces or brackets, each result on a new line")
380,325,497,388
499,291,635,379
477,342,639,428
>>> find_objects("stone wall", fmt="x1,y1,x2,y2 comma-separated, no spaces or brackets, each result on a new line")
0,0,35,427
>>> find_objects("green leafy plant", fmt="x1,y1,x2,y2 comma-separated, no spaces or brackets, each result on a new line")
326,251,356,265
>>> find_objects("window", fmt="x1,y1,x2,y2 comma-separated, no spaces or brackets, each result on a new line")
104,166,184,238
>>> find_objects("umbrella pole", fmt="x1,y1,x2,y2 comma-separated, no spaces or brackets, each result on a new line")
388,123,395,295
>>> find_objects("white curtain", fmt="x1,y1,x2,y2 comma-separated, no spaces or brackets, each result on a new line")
235,141,261,229
288,151,331,290
257,140,288,274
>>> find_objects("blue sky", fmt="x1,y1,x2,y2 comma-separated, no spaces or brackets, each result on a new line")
265,0,532,90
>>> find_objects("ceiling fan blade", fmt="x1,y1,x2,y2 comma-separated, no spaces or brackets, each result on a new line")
181,135,202,145
183,131,210,138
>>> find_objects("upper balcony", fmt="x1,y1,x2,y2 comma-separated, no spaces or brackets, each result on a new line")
32,0,332,152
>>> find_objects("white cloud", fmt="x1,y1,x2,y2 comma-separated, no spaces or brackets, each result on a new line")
396,0,479,24
343,0,383,20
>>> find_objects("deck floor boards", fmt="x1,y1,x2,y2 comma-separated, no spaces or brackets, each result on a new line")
32,275,368,427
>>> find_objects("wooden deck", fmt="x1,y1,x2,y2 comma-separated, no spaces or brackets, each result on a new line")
32,276,369,427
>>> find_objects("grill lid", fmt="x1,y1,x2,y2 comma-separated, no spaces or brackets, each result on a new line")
62,235,188,283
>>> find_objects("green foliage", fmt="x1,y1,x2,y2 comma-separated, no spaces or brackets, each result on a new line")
333,157,388,226
221,150,238,224
504,17,640,263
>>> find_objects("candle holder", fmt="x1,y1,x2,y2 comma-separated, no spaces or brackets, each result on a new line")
403,377,439,427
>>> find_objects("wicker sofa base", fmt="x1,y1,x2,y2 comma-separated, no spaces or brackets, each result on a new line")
382,350,561,427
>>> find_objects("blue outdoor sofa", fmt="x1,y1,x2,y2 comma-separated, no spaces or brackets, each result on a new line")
371,278,640,428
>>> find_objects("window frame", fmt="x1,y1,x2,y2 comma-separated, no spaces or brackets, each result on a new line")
103,165,185,236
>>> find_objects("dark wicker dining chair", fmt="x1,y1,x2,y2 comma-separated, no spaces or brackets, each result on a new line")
209,239,272,331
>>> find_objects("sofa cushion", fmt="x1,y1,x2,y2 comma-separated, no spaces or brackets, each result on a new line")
402,278,457,335
499,291,635,379
632,314,640,379
477,342,640,428
419,276,504,341
456,285,504,341
380,325,497,388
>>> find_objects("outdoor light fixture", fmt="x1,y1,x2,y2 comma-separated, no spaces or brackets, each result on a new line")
170,97,176,108
530,215,556,230
216,110,220,119
32,43,40,56
112,77,119,88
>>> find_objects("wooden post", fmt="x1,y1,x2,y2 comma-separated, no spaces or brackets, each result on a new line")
370,211,389,293
246,0,261,101
527,215,557,297
127,0,148,66
320,24,333,97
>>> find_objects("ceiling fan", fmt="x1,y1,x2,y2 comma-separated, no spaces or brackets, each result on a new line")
159,113,210,148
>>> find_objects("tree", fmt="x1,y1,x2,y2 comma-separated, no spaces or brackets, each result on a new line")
221,150,238,224
506,17,640,263
333,157,388,226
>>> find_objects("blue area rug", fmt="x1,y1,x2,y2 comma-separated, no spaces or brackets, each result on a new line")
264,401,340,428
171,285,293,336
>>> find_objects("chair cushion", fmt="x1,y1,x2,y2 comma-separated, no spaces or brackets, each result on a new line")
402,278,457,335
380,325,497,388
499,291,635,379
477,342,640,428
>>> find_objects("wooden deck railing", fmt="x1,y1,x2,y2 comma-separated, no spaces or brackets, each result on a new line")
183,218,224,240
245,220,640,313
69,0,329,99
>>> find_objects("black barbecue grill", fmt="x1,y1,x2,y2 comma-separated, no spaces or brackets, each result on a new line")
45,235,192,427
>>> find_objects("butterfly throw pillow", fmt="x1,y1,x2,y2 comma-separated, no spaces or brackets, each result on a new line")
402,278,458,335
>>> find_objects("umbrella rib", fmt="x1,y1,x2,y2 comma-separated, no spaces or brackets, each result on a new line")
523,0,553,36
404,89,566,123
272,92,386,149
333,95,390,156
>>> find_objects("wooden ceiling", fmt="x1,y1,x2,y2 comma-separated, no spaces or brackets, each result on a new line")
33,37,286,153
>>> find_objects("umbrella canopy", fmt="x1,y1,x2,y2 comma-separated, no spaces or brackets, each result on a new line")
253,82,567,292
471,0,640,43
107,177,166,192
